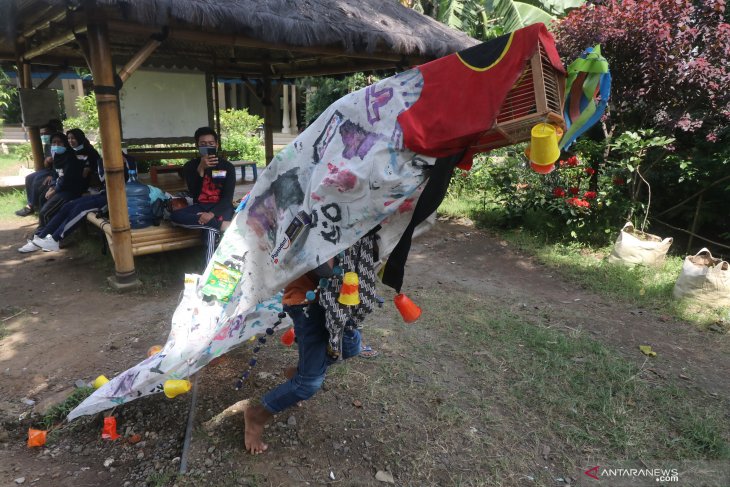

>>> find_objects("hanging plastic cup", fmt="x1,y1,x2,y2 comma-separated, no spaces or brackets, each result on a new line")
394,293,421,323
280,327,296,347
529,123,561,165
27,428,47,448
338,272,360,306
163,379,192,399
93,375,109,389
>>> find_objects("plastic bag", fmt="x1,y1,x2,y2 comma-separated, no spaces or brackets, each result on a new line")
673,248,730,307
608,222,672,267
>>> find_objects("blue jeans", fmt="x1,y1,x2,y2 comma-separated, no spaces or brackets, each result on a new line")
36,193,107,241
261,303,361,414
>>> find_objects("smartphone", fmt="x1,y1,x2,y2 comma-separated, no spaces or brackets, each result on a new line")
199,146,217,157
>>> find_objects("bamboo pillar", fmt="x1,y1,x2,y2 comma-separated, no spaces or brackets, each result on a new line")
87,20,138,287
19,64,45,171
263,79,274,164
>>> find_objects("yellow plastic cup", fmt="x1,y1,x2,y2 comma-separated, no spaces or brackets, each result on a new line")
163,379,192,399
528,123,561,166
337,272,360,306
93,375,109,389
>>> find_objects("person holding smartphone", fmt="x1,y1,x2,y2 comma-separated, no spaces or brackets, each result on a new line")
171,126,236,263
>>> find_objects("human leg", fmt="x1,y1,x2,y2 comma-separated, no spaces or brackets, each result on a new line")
38,192,71,228
245,303,330,454
261,304,331,412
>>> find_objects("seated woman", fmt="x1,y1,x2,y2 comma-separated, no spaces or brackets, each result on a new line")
19,152,134,253
15,119,64,217
33,132,86,230
66,128,102,193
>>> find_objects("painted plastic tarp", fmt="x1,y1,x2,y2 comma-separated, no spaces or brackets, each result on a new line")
68,23,565,419
68,69,433,419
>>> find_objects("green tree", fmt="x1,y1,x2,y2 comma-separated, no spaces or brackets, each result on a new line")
403,0,584,39
64,93,99,139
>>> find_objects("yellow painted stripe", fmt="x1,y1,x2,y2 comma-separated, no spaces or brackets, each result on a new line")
456,32,515,72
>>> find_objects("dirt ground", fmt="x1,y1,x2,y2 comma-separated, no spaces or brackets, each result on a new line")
0,216,728,487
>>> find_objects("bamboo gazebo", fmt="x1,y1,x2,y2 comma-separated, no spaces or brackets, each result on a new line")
0,0,475,288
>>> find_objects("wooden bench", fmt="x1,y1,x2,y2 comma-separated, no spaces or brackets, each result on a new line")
86,212,202,258
230,160,258,183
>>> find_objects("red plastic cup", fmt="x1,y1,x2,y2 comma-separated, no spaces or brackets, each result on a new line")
280,327,296,347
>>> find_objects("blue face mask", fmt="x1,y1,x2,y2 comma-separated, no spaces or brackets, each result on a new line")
73,144,84,151
41,135,51,145
51,146,67,155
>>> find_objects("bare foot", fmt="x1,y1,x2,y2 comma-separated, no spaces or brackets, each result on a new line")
242,400,273,454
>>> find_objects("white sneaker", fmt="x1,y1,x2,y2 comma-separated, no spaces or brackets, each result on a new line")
18,239,41,253
32,234,45,246
36,235,60,252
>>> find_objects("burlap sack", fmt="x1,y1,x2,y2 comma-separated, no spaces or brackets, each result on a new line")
608,222,673,267
673,248,730,307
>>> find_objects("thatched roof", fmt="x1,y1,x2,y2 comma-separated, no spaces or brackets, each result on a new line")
1,0,477,76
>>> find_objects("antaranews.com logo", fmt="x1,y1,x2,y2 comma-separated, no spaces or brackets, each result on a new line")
584,465,679,483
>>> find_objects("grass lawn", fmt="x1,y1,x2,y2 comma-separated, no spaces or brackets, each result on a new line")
0,153,28,177
439,194,729,329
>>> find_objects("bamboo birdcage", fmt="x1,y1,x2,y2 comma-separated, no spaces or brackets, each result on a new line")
472,44,566,152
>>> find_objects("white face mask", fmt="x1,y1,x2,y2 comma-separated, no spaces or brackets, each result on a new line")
73,144,84,151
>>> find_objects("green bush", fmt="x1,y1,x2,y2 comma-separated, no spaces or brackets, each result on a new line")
11,142,32,165
64,93,99,139
219,108,264,164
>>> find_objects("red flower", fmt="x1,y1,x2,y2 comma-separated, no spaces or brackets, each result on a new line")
567,156,580,167
553,186,566,198
585,167,596,176
613,177,625,186
566,198,590,208
569,186,579,195
584,191,597,199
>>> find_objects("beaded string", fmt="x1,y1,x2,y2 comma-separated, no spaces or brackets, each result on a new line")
234,311,288,390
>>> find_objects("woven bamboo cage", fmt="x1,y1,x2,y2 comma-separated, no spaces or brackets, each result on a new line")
472,44,566,152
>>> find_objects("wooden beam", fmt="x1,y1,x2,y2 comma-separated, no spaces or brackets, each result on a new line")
36,67,63,89
105,20,427,64
87,18,138,287
23,27,87,60
20,7,68,39
118,34,163,83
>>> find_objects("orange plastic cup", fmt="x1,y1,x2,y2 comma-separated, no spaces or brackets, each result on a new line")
27,428,47,448
394,293,421,323
147,345,163,357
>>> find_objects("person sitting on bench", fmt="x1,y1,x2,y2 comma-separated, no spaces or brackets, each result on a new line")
15,119,64,217
18,153,133,253
170,126,236,263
